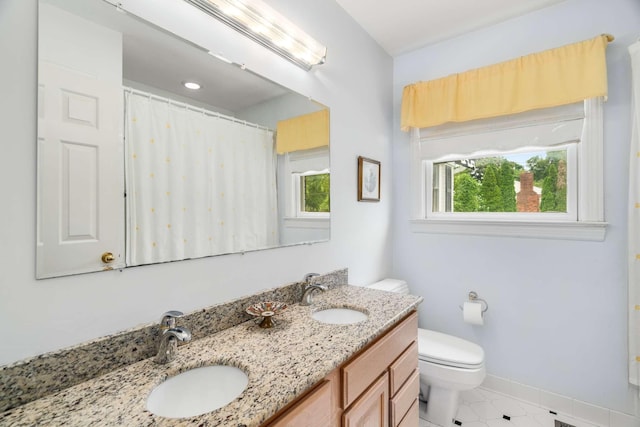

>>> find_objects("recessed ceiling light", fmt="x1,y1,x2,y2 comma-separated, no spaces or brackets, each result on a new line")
183,81,201,90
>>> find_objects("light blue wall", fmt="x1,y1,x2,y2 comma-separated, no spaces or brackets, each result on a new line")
392,0,639,414
4,0,637,415
0,0,393,366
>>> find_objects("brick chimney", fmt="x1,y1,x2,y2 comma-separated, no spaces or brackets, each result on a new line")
517,171,539,212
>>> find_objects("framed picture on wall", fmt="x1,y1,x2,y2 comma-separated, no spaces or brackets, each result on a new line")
357,156,381,202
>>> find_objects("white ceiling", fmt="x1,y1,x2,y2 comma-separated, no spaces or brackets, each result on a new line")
45,0,290,113
334,0,568,56
46,0,570,112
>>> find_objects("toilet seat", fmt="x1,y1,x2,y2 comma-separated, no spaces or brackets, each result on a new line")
417,328,484,369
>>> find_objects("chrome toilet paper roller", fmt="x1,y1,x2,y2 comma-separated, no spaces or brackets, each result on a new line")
459,291,488,325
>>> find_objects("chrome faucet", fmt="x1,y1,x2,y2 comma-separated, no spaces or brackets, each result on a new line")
300,273,327,306
154,311,192,364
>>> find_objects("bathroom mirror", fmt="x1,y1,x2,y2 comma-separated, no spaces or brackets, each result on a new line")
36,0,330,278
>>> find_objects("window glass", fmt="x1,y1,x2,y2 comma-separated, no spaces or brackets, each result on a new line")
431,149,568,214
301,173,330,213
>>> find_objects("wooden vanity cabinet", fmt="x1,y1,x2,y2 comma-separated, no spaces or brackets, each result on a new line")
265,369,341,427
389,342,420,427
263,311,418,427
389,369,420,427
341,311,418,427
342,373,389,427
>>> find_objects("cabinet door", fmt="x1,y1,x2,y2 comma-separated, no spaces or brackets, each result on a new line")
342,312,417,407
267,370,340,427
342,373,389,427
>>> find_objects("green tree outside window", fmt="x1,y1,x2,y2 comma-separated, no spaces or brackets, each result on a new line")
303,173,330,212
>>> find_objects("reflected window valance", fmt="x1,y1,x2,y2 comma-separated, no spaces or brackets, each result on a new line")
401,34,613,131
276,109,329,154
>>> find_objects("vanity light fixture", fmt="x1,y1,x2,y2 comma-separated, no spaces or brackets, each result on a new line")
183,0,327,71
183,81,202,90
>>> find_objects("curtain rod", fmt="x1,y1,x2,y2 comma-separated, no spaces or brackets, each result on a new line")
123,87,273,132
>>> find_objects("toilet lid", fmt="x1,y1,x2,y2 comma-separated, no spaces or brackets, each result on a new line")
417,329,484,369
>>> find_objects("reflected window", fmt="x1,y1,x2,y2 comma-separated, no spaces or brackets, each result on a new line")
296,171,330,216
283,146,330,219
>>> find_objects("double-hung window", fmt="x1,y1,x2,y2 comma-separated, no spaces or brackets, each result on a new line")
410,98,607,240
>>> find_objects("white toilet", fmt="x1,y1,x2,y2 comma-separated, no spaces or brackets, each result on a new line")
367,279,486,427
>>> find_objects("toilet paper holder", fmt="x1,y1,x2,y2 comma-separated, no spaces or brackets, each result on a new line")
459,291,489,313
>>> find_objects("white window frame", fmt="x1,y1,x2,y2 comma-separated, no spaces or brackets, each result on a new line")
426,144,578,221
410,98,607,241
292,170,331,218
282,147,330,230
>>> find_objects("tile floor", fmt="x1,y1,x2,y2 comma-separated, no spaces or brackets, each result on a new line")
419,387,599,427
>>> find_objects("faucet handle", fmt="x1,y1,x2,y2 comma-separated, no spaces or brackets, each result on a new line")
164,326,192,342
154,326,192,364
160,310,184,330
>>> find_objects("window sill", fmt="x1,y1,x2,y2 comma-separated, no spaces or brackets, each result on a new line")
410,219,607,241
283,217,330,229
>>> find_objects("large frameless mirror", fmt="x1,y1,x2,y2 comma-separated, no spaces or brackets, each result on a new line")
36,0,330,278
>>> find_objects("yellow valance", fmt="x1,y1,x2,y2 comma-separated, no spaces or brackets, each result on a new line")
276,109,329,154
401,34,612,131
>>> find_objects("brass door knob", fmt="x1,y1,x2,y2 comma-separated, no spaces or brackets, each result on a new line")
101,252,115,263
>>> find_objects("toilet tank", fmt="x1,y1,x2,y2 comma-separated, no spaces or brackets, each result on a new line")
367,279,409,295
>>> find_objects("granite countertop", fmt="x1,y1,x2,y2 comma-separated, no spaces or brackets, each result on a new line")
0,285,421,426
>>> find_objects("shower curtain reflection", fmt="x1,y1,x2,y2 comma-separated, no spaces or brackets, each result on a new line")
125,89,278,266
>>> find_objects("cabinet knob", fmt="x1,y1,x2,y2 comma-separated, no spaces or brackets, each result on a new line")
101,252,115,263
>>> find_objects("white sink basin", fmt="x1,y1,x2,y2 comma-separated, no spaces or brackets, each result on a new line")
312,308,368,325
146,365,248,419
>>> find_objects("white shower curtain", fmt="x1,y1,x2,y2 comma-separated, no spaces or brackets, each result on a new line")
125,90,278,266
628,41,640,393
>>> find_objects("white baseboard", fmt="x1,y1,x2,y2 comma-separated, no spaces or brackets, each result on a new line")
481,374,640,427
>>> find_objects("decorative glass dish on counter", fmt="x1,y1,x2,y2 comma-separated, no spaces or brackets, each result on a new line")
246,301,288,328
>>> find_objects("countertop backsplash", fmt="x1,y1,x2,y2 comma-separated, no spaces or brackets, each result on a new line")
0,268,348,412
